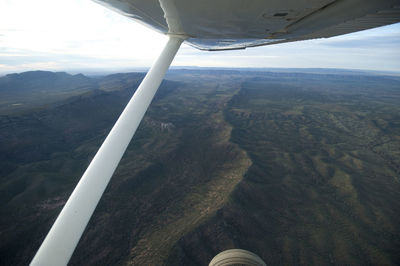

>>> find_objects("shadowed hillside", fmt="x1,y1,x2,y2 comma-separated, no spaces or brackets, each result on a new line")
0,71,100,114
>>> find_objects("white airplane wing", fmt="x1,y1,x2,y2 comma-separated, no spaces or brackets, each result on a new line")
94,0,400,50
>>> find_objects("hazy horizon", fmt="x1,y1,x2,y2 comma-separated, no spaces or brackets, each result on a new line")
2,66,400,78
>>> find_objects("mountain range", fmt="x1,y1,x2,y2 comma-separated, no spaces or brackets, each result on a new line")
0,69,399,265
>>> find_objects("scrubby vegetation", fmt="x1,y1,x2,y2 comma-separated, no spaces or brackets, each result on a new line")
0,70,399,265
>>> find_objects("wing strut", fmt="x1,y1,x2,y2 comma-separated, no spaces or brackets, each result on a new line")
30,36,183,266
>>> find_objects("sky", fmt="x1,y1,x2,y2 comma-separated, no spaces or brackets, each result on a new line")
0,0,399,74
